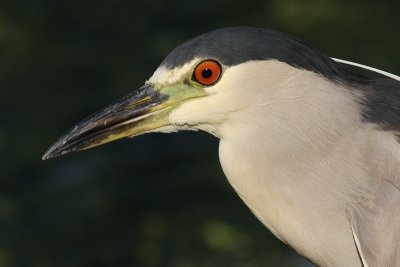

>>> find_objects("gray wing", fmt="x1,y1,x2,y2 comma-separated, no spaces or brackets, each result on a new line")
347,179,400,266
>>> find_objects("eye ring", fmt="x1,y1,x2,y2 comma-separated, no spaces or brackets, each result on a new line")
193,60,222,86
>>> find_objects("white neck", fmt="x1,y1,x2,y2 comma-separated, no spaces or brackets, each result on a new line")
217,62,367,267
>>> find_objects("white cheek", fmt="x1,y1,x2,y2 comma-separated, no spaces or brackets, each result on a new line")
168,66,246,129
168,97,217,125
167,60,299,133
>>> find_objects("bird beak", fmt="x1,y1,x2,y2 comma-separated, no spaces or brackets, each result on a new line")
42,83,204,160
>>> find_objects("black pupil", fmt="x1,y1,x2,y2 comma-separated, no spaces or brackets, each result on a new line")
201,68,213,78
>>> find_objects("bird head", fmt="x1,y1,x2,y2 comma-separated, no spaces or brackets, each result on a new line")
42,27,365,160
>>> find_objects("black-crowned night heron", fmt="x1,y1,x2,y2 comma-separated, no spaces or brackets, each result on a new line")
43,27,400,267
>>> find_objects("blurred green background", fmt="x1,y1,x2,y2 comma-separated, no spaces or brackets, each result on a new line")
1,0,399,266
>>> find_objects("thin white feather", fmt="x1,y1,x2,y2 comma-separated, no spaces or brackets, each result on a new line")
332,58,400,81
351,224,370,267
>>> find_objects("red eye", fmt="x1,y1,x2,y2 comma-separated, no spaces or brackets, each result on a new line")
193,60,222,86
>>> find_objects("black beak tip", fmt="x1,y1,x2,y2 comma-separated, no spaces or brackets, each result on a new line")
42,122,91,160
42,149,57,160
42,152,50,161
42,137,73,160
42,144,63,160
